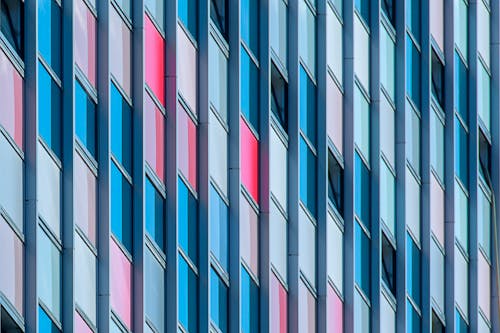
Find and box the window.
[380,293,395,333]
[355,222,370,298]
[241,266,259,333]
[75,233,97,324]
[299,0,316,76]
[300,66,317,146]
[478,62,491,132]
[145,178,165,251]
[431,239,445,309]
[455,309,468,333]
[75,80,97,157]
[478,186,491,258]
[477,0,490,66]
[328,286,343,333]
[455,51,468,122]
[328,150,343,215]
[74,0,96,86]
[145,93,165,181]
[431,50,444,108]
[354,86,370,162]
[0,216,23,314]
[354,16,370,90]
[430,0,444,51]
[406,300,421,333]
[209,37,228,121]
[430,109,444,181]
[178,255,198,333]
[210,185,228,271]
[354,290,370,333]
[430,174,445,247]
[0,134,23,231]
[406,36,421,110]
[300,138,317,217]
[240,195,259,275]
[327,5,342,83]
[210,268,228,333]
[114,0,131,18]
[38,62,62,158]
[1,0,23,58]
[211,0,228,39]
[381,233,396,295]
[299,280,316,332]
[178,104,197,190]
[110,239,132,328]
[240,47,259,133]
[240,118,259,204]
[355,153,370,230]
[111,82,133,174]
[454,0,468,60]
[270,128,288,211]
[145,0,164,30]
[240,0,259,56]
[209,111,228,195]
[432,311,444,333]
[406,234,421,307]
[271,62,288,132]
[380,160,395,236]
[407,105,421,175]
[380,95,395,165]
[406,168,421,242]
[270,273,287,333]
[111,161,133,253]
[38,228,61,321]
[110,5,131,96]
[455,180,469,253]
[38,0,61,75]
[270,0,287,67]
[177,27,198,114]
[455,117,468,189]
[406,0,421,43]
[179,0,197,40]
[270,201,287,280]
[145,14,165,106]
[380,26,395,101]
[178,177,198,265]
[299,207,316,287]
[145,249,164,332]
[39,306,61,333]
[479,131,491,183]
[381,0,395,26]
[37,143,61,237]
[327,75,343,154]
[355,0,369,25]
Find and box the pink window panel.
[178,103,197,190]
[0,49,23,149]
[75,311,93,333]
[478,253,491,320]
[240,117,259,204]
[240,195,259,276]
[145,93,165,181]
[177,25,197,115]
[430,0,444,52]
[270,273,287,333]
[110,239,132,329]
[145,15,165,106]
[110,6,131,96]
[430,174,444,247]
[328,285,343,333]
[327,75,343,155]
[299,280,316,333]
[74,152,97,246]
[74,0,96,86]
[0,216,23,315]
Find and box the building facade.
[0,0,498,332]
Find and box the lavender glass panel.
[177,25,198,114]
[430,173,444,247]
[299,206,316,288]
[299,280,316,333]
[75,311,93,333]
[74,0,96,86]
[270,201,287,281]
[74,152,97,245]
[380,293,395,333]
[145,93,165,182]
[270,273,287,333]
[478,252,490,320]
[75,233,97,324]
[37,227,61,320]
[110,239,132,329]
[327,75,343,154]
[178,103,197,190]
[240,195,259,276]
[327,286,343,333]
[0,133,23,231]
[37,143,61,238]
[0,216,23,315]
[0,48,23,148]
[110,6,131,96]
[430,0,444,52]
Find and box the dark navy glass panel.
[1,0,24,58]
[355,0,370,25]
[355,222,370,298]
[111,161,133,253]
[240,47,259,133]
[406,35,421,110]
[145,177,165,251]
[75,80,96,157]
[300,137,317,217]
[210,185,228,271]
[211,0,228,40]
[455,116,469,190]
[406,300,421,333]
[178,0,198,40]
[178,177,198,265]
[454,51,468,123]
[111,82,132,173]
[38,306,60,333]
[178,255,198,333]
[406,234,421,307]
[210,268,228,333]
[38,0,61,75]
[241,266,259,333]
[328,149,343,215]
[355,152,370,230]
[240,0,259,56]
[38,62,61,158]
[406,0,421,43]
[300,65,317,147]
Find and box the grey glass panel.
[37,227,61,321]
[0,133,23,231]
[75,233,97,324]
[145,248,165,332]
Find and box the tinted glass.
[406,234,421,307]
[300,66,317,146]
[211,0,228,39]
[455,310,468,333]
[355,152,370,230]
[178,177,198,265]
[38,62,61,158]
[406,300,421,333]
[300,138,317,217]
[455,52,468,122]
[406,36,421,109]
[145,0,164,30]
[381,234,396,294]
[355,0,369,25]
[38,0,61,75]
[178,256,198,333]
[381,0,395,25]
[111,82,133,173]
[241,266,259,333]
[75,80,97,157]
[271,62,288,132]
[240,0,259,56]
[1,0,24,58]
[431,50,444,108]
[179,0,197,40]
[210,268,228,333]
[328,150,343,215]
[210,185,228,271]
[111,161,133,253]
[355,222,370,297]
[145,178,165,251]
[39,306,60,333]
[406,0,421,42]
[240,47,259,133]
[454,117,468,189]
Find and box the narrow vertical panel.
[327,213,343,293]
[145,94,165,181]
[270,201,287,281]
[74,152,97,245]
[109,6,131,96]
[178,104,197,190]
[240,117,259,203]
[75,233,97,324]
[270,127,288,211]
[299,206,316,288]
[454,246,468,318]
[37,228,61,321]
[240,195,259,276]
[327,286,343,333]
[430,0,444,52]
[75,311,93,333]
[0,49,23,148]
[177,25,198,114]
[209,111,228,196]
[74,0,97,86]
[110,239,132,329]
[298,280,316,333]
[405,168,421,243]
[145,15,165,105]
[327,75,343,155]
[478,253,491,321]
[354,15,370,90]
[430,239,445,311]
[430,174,445,246]
[270,273,287,333]
[380,294,395,333]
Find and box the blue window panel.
[355,152,370,230]
[241,266,259,333]
[406,234,421,307]
[455,310,468,333]
[145,178,165,251]
[355,222,370,298]
[406,36,421,110]
[178,177,198,265]
[455,117,468,190]
[406,0,421,43]
[240,0,259,56]
[38,0,61,75]
[210,185,228,271]
[240,47,259,133]
[454,51,468,122]
[178,255,198,333]
[210,268,228,333]
[406,300,421,333]
[111,161,133,253]
[300,65,317,147]
[38,306,60,333]
[300,138,317,217]
[178,0,198,40]
[355,0,369,25]
[114,0,131,18]
[111,82,132,173]
[38,62,61,158]
[75,80,97,157]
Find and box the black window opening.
[431,49,444,108]
[381,0,395,26]
[479,130,491,185]
[271,61,288,133]
[0,0,24,59]
[381,233,396,295]
[328,149,343,216]
[210,0,228,40]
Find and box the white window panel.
[354,290,370,333]
[299,0,316,76]
[455,246,468,318]
[431,239,444,311]
[37,227,61,321]
[209,110,228,196]
[75,232,97,324]
[327,212,343,294]
[270,127,288,212]
[380,94,395,167]
[380,160,395,237]
[0,133,23,231]
[478,252,490,321]
[455,181,469,252]
[354,85,370,163]
[270,201,288,282]
[380,293,395,333]
[454,0,468,60]
[270,0,288,67]
[405,168,421,243]
[145,248,165,332]
[477,0,490,67]
[327,6,343,84]
[380,25,395,101]
[354,15,370,91]
[430,174,445,247]
[430,0,444,52]
[299,206,316,288]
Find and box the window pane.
[432,312,445,333]
[355,222,370,297]
[455,117,468,189]
[74,153,97,245]
[240,0,259,56]
[145,93,165,181]
[38,0,61,75]
[109,6,131,96]
[114,0,131,18]
[455,180,469,253]
[299,280,316,333]
[406,36,421,109]
[271,62,288,132]
[300,66,317,146]
[381,0,395,26]
[178,103,198,190]
[406,234,421,307]
[406,168,421,242]
[270,0,287,67]
[0,0,24,58]
[75,311,93,333]
[354,16,370,90]
[0,133,23,231]
[380,160,395,236]
[380,95,395,166]
[479,131,491,183]
[270,201,287,281]
[381,294,395,333]
[430,239,444,311]
[381,233,396,295]
[39,306,61,333]
[380,26,395,101]
[240,117,259,203]
[37,228,61,321]
[406,0,420,42]
[354,86,370,162]
[75,233,96,324]
[455,51,468,122]
[355,0,369,25]
[210,185,228,271]
[406,105,420,174]
[178,255,198,333]
[270,273,287,333]
[210,268,228,333]
[327,75,343,154]
[74,0,96,86]
[145,15,165,106]
[355,153,370,230]
[430,0,444,51]
[178,0,197,40]
[270,127,288,211]
[241,266,259,333]
[477,0,490,66]
[209,110,228,195]
[430,174,445,246]
[478,186,491,258]
[300,138,317,217]
[111,82,132,173]
[75,80,96,157]
[240,195,259,276]
[0,216,23,315]
[328,213,343,293]
[145,178,165,251]
[299,206,316,287]
[299,0,316,76]
[431,50,444,108]
[211,0,228,39]
[38,62,61,157]
[455,310,468,333]
[455,248,468,317]
[327,6,343,84]
[430,108,444,181]
[37,144,61,238]
[209,37,228,121]
[111,161,133,253]
[178,177,198,265]
[178,26,198,114]
[406,300,421,333]
[145,249,165,332]
[354,290,370,333]
[478,253,491,320]
[240,47,259,133]
[145,0,164,30]
[478,62,490,132]
[328,150,343,215]
[454,0,468,60]
[328,286,343,333]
